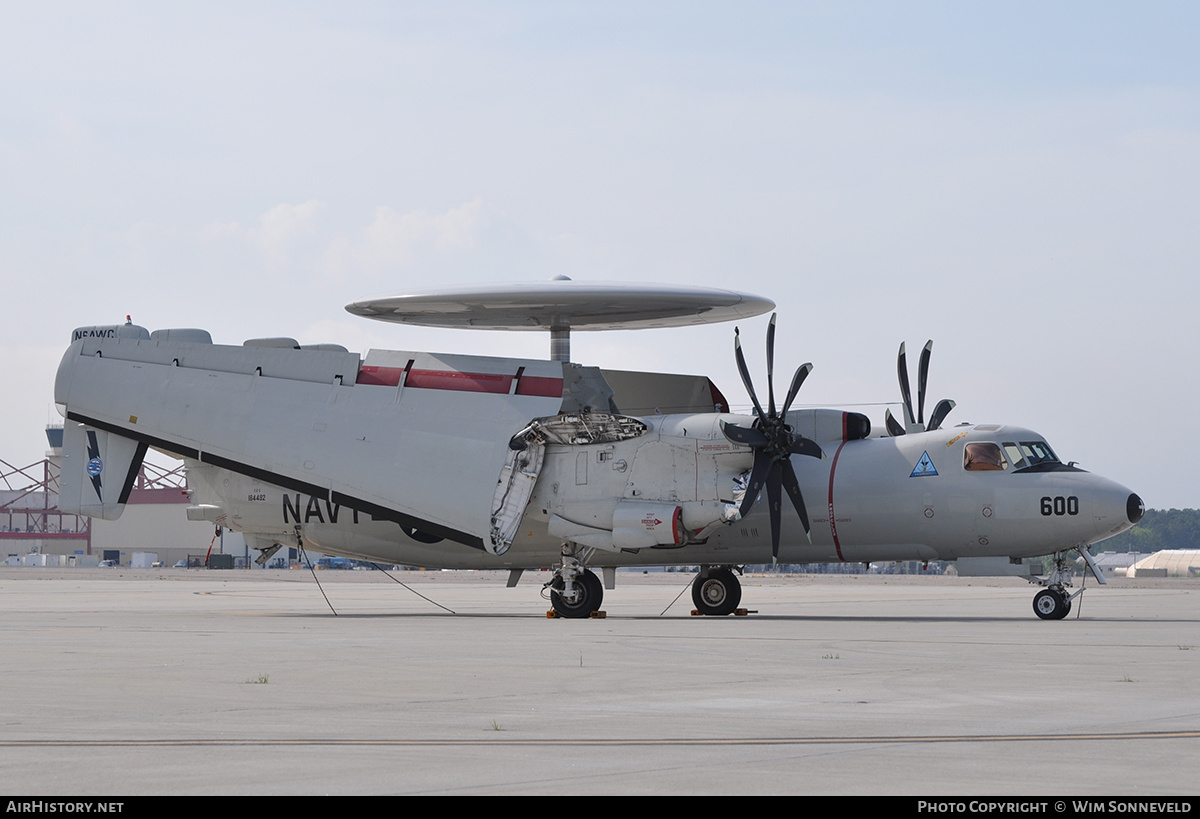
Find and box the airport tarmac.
[0,568,1196,796]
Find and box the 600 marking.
[1040,496,1079,516]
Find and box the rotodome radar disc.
[345,279,775,332]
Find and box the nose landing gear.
[544,546,604,618]
[1033,587,1072,620]
[1031,548,1103,620]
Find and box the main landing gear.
[1032,550,1080,620]
[691,566,742,616]
[544,546,604,618]
[543,554,747,619]
[548,569,603,618]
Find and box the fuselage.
[187,414,1142,570]
[53,325,1142,573]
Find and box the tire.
[1033,588,1069,620]
[551,570,603,618]
[691,568,742,616]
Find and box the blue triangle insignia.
[910,451,938,477]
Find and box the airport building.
[1125,550,1200,577]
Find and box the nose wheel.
[1031,550,1080,620]
[1033,587,1072,620]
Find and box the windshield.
[1001,440,1059,470]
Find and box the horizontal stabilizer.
[58,422,147,520]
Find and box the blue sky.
[2,2,1197,507]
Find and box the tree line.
[1096,508,1200,553]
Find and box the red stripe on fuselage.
[513,375,564,397]
[405,369,512,392]
[356,365,562,397]
[356,365,407,386]
[827,430,849,561]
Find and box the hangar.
[1125,550,1200,578]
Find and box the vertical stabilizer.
[59,422,148,520]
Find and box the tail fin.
[59,422,148,520]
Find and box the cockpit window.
[964,442,1007,471]
[1001,440,1064,472]
[1002,443,1027,469]
[1017,440,1059,466]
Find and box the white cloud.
[252,200,326,270]
[363,198,482,271]
[322,198,487,281]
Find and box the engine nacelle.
[612,501,685,549]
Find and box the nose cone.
[1076,475,1143,545]
[1127,493,1145,525]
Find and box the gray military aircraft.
[54,282,1142,619]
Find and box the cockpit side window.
[964,442,1007,471]
[1002,442,1026,469]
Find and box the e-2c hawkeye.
[53,282,1143,619]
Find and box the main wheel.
[691,568,742,616]
[551,570,603,618]
[1033,588,1069,620]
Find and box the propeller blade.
[720,420,768,448]
[917,340,932,425]
[927,398,956,431]
[734,329,767,422]
[788,436,826,460]
[766,462,783,561]
[779,362,813,417]
[737,451,772,520]
[765,314,777,418]
[897,342,915,428]
[780,459,813,544]
[885,408,906,437]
